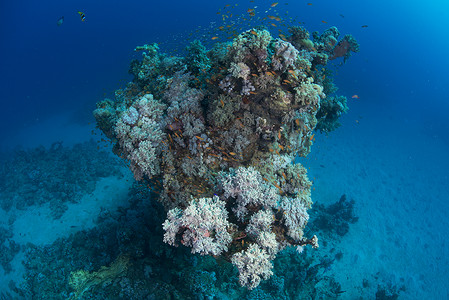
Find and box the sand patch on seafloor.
[304,106,449,299]
[0,170,134,294]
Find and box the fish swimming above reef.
[57,16,64,26]
[78,11,86,21]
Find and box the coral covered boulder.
[93,27,356,289]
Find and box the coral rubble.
[94,27,357,289]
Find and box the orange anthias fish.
[271,2,279,7]
[267,15,282,21]
[211,36,219,40]
[352,94,360,99]
[247,8,256,16]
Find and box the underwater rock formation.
[94,27,357,289]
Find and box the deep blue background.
[1,1,449,297]
[1,0,448,148]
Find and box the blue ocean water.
[0,0,448,298]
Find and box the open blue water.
[1,0,448,298]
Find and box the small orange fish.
[352,94,360,99]
[211,36,219,40]
[361,25,368,28]
[307,3,312,5]
[229,152,236,156]
[250,30,257,35]
[321,20,327,24]
[249,91,257,95]
[271,23,277,27]
[271,2,279,7]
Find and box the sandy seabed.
[1,103,448,299]
[303,103,449,299]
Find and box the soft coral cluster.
[94,26,357,289]
[115,94,166,180]
[162,196,232,256]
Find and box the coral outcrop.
[93,27,357,289]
